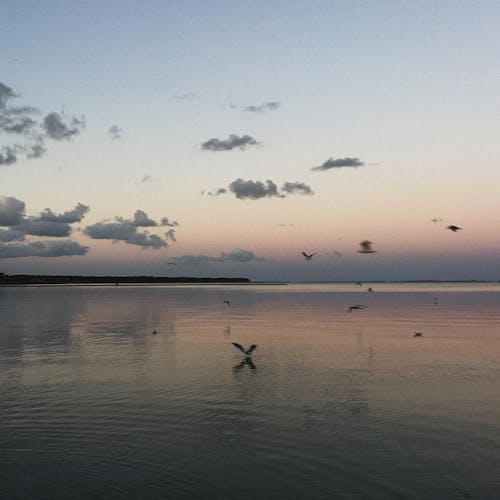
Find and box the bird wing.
[232,342,246,353]
[301,252,309,258]
[246,344,257,354]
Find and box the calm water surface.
[1,283,500,499]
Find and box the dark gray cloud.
[174,248,262,265]
[43,112,85,140]
[18,219,72,237]
[108,125,123,140]
[280,182,314,195]
[0,146,18,166]
[1,196,89,237]
[229,178,282,199]
[84,210,178,249]
[0,240,88,259]
[0,196,25,226]
[0,196,90,258]
[201,134,259,152]
[244,101,280,113]
[39,203,89,223]
[311,157,365,171]
[160,217,179,227]
[165,229,177,242]
[207,188,227,196]
[0,229,25,242]
[1,82,84,165]
[0,83,17,108]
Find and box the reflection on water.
[1,283,500,498]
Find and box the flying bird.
[357,240,376,253]
[414,331,423,337]
[223,300,231,306]
[447,225,462,232]
[302,251,317,261]
[152,330,158,335]
[232,342,257,357]
[348,304,366,313]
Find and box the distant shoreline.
[0,275,251,285]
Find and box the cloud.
[229,178,282,199]
[38,203,89,223]
[1,82,84,164]
[83,210,178,249]
[0,146,18,166]
[201,134,259,152]
[244,101,280,113]
[174,248,262,265]
[0,229,25,242]
[280,182,314,195]
[0,196,90,258]
[0,240,88,258]
[223,178,314,199]
[17,219,72,237]
[165,229,176,242]
[0,196,25,226]
[43,112,85,140]
[220,249,261,262]
[311,157,365,171]
[207,188,227,196]
[0,83,17,107]
[160,217,179,227]
[108,124,123,140]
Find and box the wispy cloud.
[108,124,123,140]
[311,157,364,171]
[201,134,259,152]
[174,248,262,265]
[83,210,178,249]
[280,182,314,195]
[244,101,280,113]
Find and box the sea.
[1,282,500,499]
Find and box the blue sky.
[1,1,500,280]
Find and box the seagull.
[152,330,158,335]
[302,251,317,261]
[223,300,231,306]
[355,282,362,286]
[414,331,423,337]
[357,240,376,253]
[232,342,257,357]
[447,225,462,232]
[348,304,366,313]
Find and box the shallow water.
[1,283,500,499]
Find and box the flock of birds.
[150,226,461,363]
[302,224,462,262]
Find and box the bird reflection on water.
[233,358,256,371]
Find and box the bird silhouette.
[152,330,158,335]
[223,300,231,306]
[302,251,317,261]
[447,225,462,232]
[414,331,423,337]
[357,240,376,253]
[348,304,366,313]
[232,342,257,357]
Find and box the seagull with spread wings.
[232,342,257,358]
[301,251,317,261]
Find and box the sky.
[1,0,500,281]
